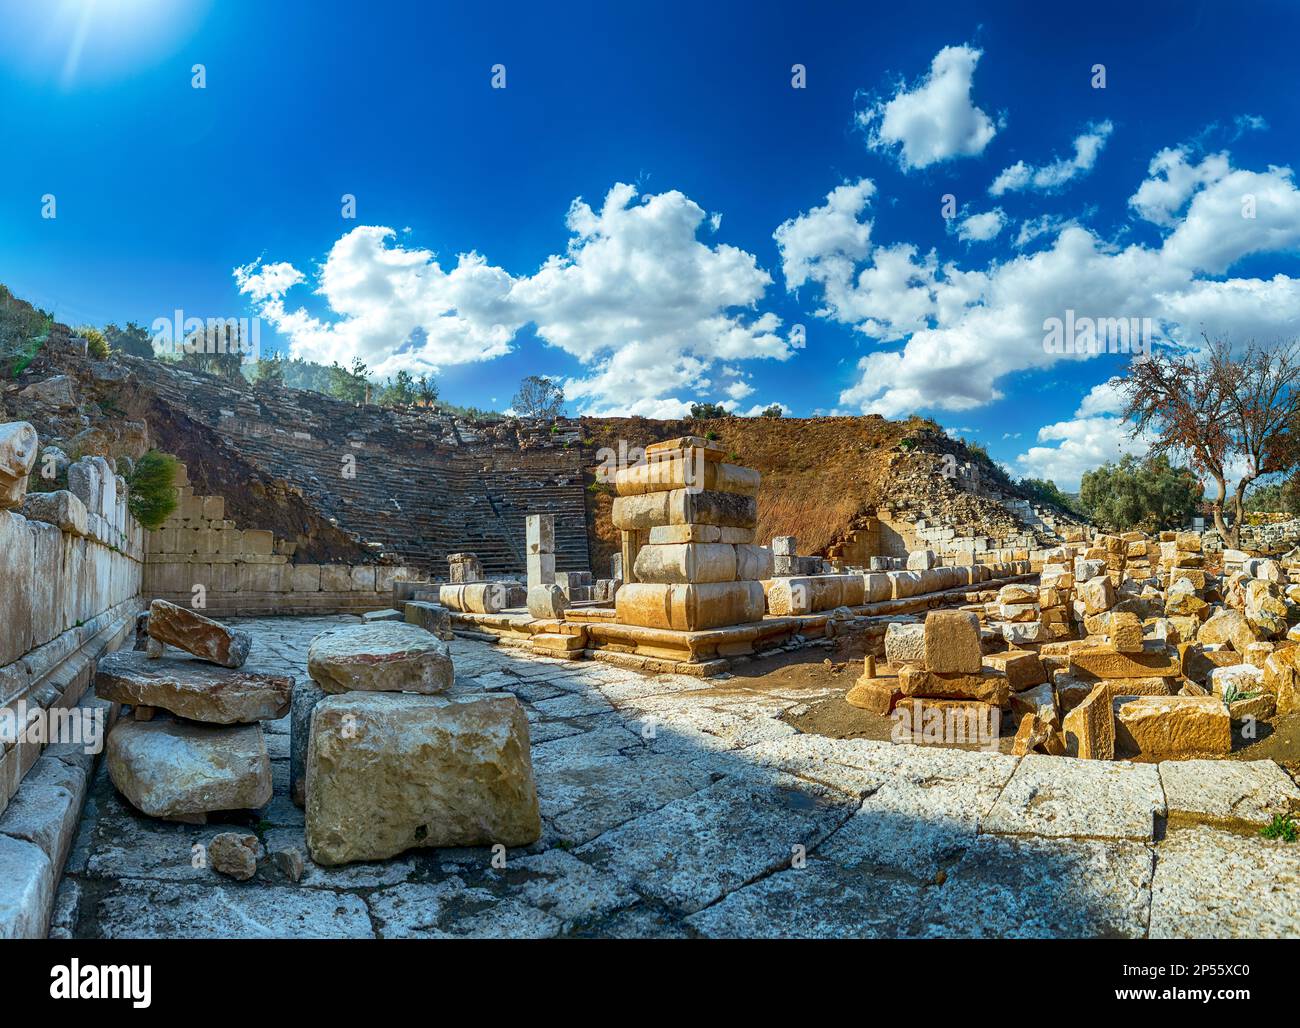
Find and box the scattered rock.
[95,649,292,724]
[208,832,261,881]
[147,599,251,668]
[306,622,454,695]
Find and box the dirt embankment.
[578,414,1041,575]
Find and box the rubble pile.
[848,526,1300,764]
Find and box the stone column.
[525,514,555,588]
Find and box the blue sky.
[4,0,1300,488]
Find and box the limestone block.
[611,489,757,531]
[924,610,983,674]
[525,514,555,555]
[1113,695,1231,758]
[0,512,34,666]
[1011,681,1058,724]
[884,621,926,667]
[1078,575,1116,615]
[291,564,322,592]
[20,490,88,537]
[985,650,1048,691]
[615,580,765,631]
[906,549,936,571]
[305,692,541,865]
[527,583,567,620]
[897,666,1010,705]
[320,565,352,592]
[439,582,508,614]
[734,544,774,582]
[350,565,377,592]
[526,552,555,587]
[66,458,102,518]
[772,535,797,556]
[244,529,274,555]
[404,600,454,640]
[613,458,760,498]
[95,650,292,723]
[1209,662,1265,698]
[0,835,53,939]
[307,622,454,695]
[1262,647,1300,715]
[888,570,923,599]
[202,495,225,520]
[1062,683,1115,760]
[765,574,851,615]
[845,675,900,714]
[634,542,737,584]
[1069,644,1180,679]
[106,717,272,819]
[862,573,892,603]
[1002,621,1045,645]
[147,598,250,667]
[238,562,287,594]
[28,521,62,648]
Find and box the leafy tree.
[104,321,155,359]
[690,402,728,419]
[126,450,179,529]
[328,357,371,403]
[513,375,565,418]
[1078,454,1202,533]
[1244,479,1300,515]
[378,369,418,407]
[252,351,285,387]
[281,356,335,393]
[1121,340,1300,547]
[416,373,439,406]
[759,404,783,418]
[177,321,250,381]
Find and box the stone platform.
[48,615,1300,939]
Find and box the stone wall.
[1,456,144,819]
[140,460,432,617]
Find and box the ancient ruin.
[3,324,1300,943]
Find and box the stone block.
[884,621,926,667]
[526,552,556,587]
[634,542,737,584]
[305,692,541,865]
[0,512,35,666]
[291,564,322,593]
[349,565,377,592]
[1113,695,1231,758]
[243,529,274,555]
[307,622,454,694]
[0,835,53,939]
[615,580,765,631]
[924,610,983,674]
[320,565,352,592]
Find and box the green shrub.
[1261,814,1298,842]
[127,450,179,529]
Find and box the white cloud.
[858,45,999,170]
[1014,413,1152,490]
[956,208,1005,242]
[777,147,1300,421]
[237,183,796,415]
[989,121,1113,196]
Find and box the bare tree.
[513,375,565,419]
[1121,338,1300,547]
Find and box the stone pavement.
[54,615,1300,939]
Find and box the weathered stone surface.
[95,649,292,724]
[884,621,925,667]
[0,835,53,939]
[0,756,85,872]
[574,774,855,914]
[1010,682,1057,724]
[897,666,1010,705]
[983,650,1046,690]
[208,832,260,881]
[920,834,1154,939]
[147,599,250,668]
[1069,644,1180,679]
[633,542,738,584]
[983,753,1165,841]
[615,580,765,631]
[611,489,757,530]
[305,692,541,865]
[0,421,38,510]
[923,610,982,674]
[272,847,305,882]
[1209,662,1265,698]
[403,600,454,639]
[1198,608,1256,654]
[613,457,759,497]
[1061,682,1115,759]
[1077,575,1116,615]
[1262,645,1300,715]
[93,880,374,939]
[106,718,272,818]
[526,583,567,620]
[1159,759,1300,830]
[1012,712,1055,755]
[21,489,88,536]
[289,678,326,808]
[1113,695,1231,758]
[306,622,454,694]
[1244,578,1288,637]
[1150,827,1300,939]
[845,675,900,714]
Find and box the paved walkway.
[54,615,1300,938]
